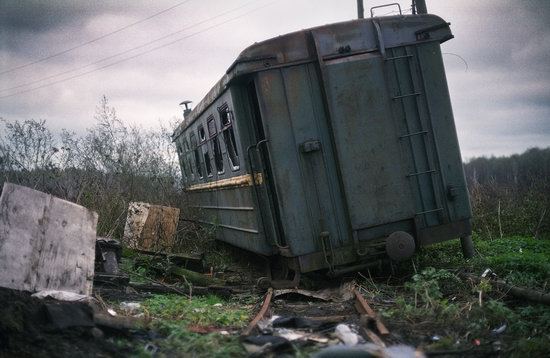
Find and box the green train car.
[172,2,473,286]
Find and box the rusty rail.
[241,288,273,336]
[242,286,388,341]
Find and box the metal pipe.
[357,0,364,18]
[415,0,428,14]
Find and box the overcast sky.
[1,0,549,159]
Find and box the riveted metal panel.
[255,69,315,255]
[279,64,351,253]
[322,52,416,230]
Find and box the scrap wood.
[460,272,550,305]
[361,327,386,347]
[168,265,225,287]
[134,250,205,272]
[94,313,147,331]
[129,283,232,298]
[353,288,389,336]
[303,315,350,323]
[119,267,190,298]
[242,288,273,337]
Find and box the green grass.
[142,294,249,327]
[376,235,550,356]
[149,321,245,358]
[117,294,252,357]
[418,235,550,292]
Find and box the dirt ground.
[0,287,136,358]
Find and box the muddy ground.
[1,237,550,357]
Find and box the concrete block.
[0,183,98,295]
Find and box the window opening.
[198,125,206,143]
[207,116,216,137]
[212,136,224,174]
[199,124,212,177]
[184,137,194,176]
[218,104,240,170]
[203,144,213,177]
[190,133,203,179]
[208,116,224,174]
[176,141,187,179]
[176,141,189,179]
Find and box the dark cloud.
[1,1,97,33]
[0,0,549,158]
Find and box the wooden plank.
[0,183,97,295]
[122,202,180,252]
[354,289,389,336]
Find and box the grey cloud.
[0,0,549,158]
[1,1,96,34]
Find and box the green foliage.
[0,97,184,238]
[390,235,550,355]
[511,337,550,358]
[130,294,249,357]
[148,321,245,358]
[419,236,550,292]
[465,147,550,239]
[405,267,461,307]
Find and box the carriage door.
[245,81,287,250]
[251,67,350,267]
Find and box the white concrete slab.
[0,183,98,295]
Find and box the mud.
[0,287,136,358]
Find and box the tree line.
[464,147,549,239]
[1,97,547,240]
[0,96,184,238]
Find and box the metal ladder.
[385,47,446,221]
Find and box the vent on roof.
[179,100,193,119]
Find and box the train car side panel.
[323,52,417,231]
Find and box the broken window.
[203,145,212,177]
[184,137,194,177]
[218,104,240,170]
[198,125,206,143]
[207,116,224,174]
[176,140,187,179]
[198,124,212,177]
[190,132,203,179]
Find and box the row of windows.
[177,103,240,183]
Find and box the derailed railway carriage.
[172,3,473,286]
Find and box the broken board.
[0,183,98,295]
[122,202,180,252]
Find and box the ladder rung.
[416,208,444,215]
[399,130,428,139]
[407,169,436,177]
[392,92,421,100]
[385,55,413,61]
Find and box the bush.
[0,96,185,238]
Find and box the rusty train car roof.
[172,13,452,139]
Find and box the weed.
[134,294,249,357]
[405,267,460,308]
[419,236,550,292]
[149,321,245,357]
[142,294,249,328]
